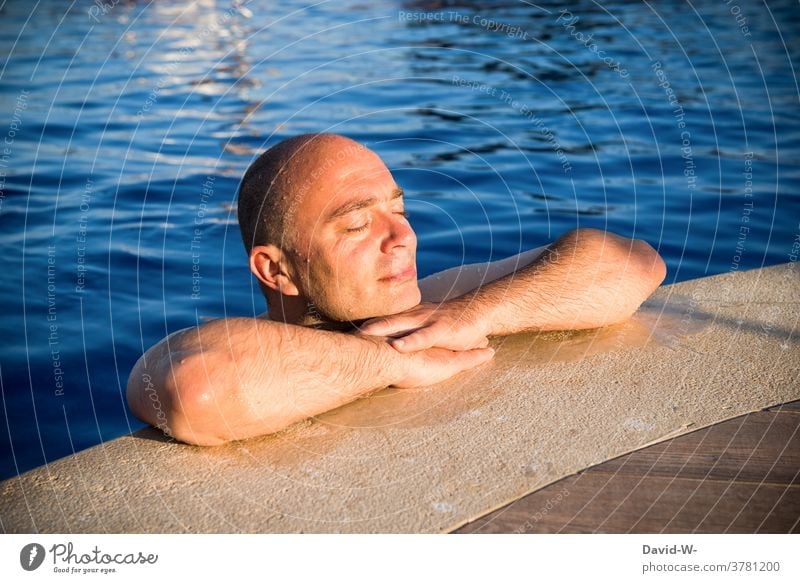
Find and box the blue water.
[1,0,798,480]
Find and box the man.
[127,133,666,446]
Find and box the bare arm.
[360,228,667,352]
[127,318,493,446]
[418,246,549,303]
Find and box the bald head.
[237,133,369,255]
[238,132,419,321]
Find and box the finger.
[389,324,441,353]
[451,347,495,372]
[391,322,484,353]
[359,315,422,337]
[361,304,438,335]
[365,324,423,339]
[358,317,393,335]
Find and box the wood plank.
[454,403,800,533]
[767,400,800,412]
[455,475,800,533]
[593,411,800,484]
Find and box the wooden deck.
[454,400,800,533]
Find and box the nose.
[379,211,416,254]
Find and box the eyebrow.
[324,187,404,223]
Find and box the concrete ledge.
[2,263,798,533]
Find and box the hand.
[359,301,490,353]
[393,345,495,388]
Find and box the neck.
[266,293,355,332]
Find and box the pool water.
[1,0,798,479]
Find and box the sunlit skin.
[249,138,422,323]
[127,133,667,446]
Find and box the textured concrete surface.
[1,263,798,533]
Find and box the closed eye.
[345,209,408,234]
[346,223,370,233]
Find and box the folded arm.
[417,246,549,304]
[127,318,493,445]
[360,228,667,352]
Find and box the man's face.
[284,141,421,321]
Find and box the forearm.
[360,229,666,353]
[462,229,667,336]
[127,317,493,445]
[419,246,548,303]
[225,320,409,436]
[128,319,409,445]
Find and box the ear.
[249,244,300,296]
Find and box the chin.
[352,285,421,320]
[384,284,422,316]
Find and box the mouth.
[379,265,417,283]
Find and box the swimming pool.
[1,0,798,480]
